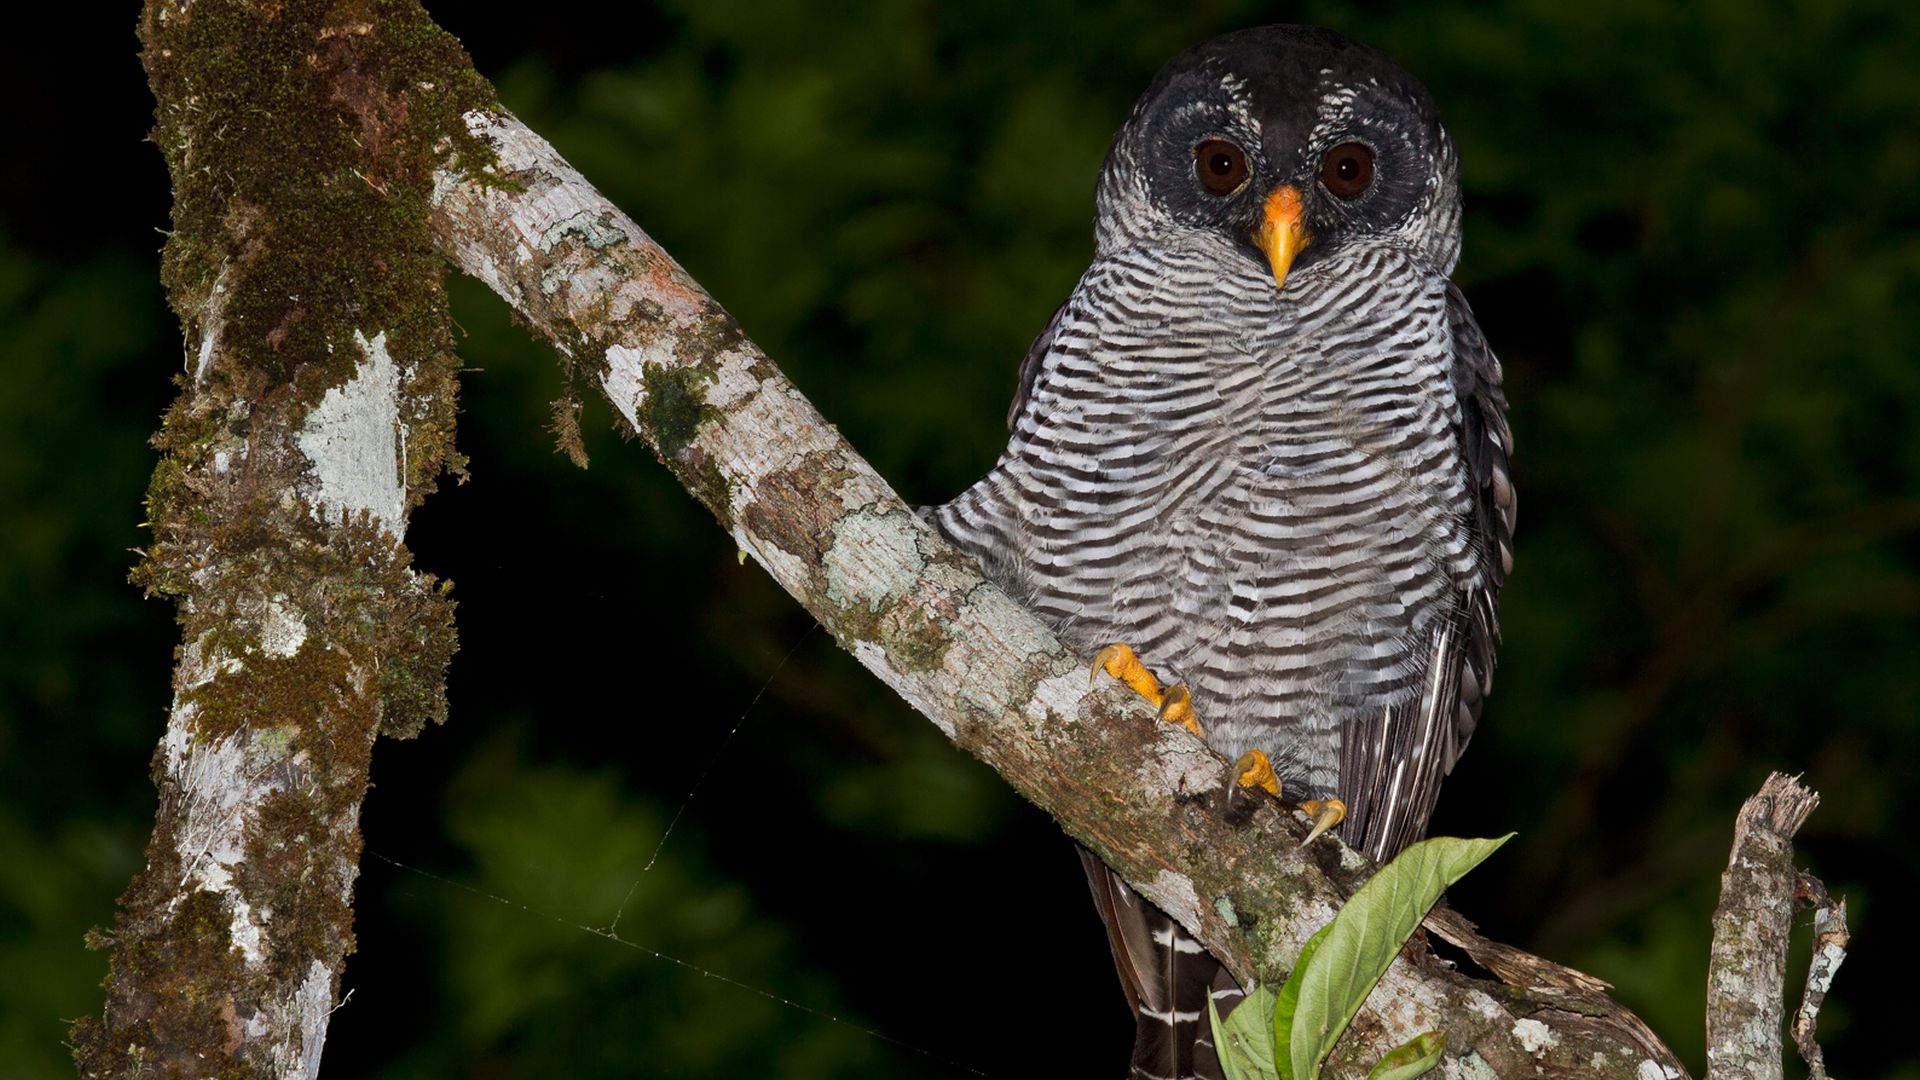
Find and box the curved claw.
[1233,750,1282,796]
[1297,799,1348,847]
[1089,644,1122,686]
[1091,643,1157,698]
[1158,684,1203,738]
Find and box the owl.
[933,25,1514,1079]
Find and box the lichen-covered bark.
[427,110,1693,1079]
[1705,773,1821,1080]
[1789,874,1847,1080]
[73,3,489,1076]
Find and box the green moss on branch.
[76,3,491,1076]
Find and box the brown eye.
[1320,141,1375,199]
[1194,138,1249,195]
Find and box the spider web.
[362,628,990,1077]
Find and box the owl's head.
[1097,25,1462,285]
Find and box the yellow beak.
[1255,185,1309,288]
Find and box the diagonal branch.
[426,106,1692,1079]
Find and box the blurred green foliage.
[5,1,1916,1077]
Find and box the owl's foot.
[1091,643,1203,738]
[1233,750,1283,796]
[1090,646,1344,842]
[1233,750,1346,844]
[1297,799,1348,847]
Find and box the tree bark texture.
[1704,772,1822,1080]
[426,107,1693,1079]
[1789,872,1848,1080]
[73,4,487,1076]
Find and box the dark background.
[5,2,1917,1077]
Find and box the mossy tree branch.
[74,3,487,1076]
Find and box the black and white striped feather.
[1078,848,1240,1080]
[940,240,1508,837]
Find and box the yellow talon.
[1092,642,1205,739]
[1158,684,1202,738]
[1092,643,1157,698]
[1297,799,1348,847]
[1234,750,1282,796]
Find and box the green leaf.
[1365,1031,1446,1080]
[1271,924,1330,1080]
[1280,835,1512,1080]
[1210,984,1280,1080]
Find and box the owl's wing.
[1006,301,1066,431]
[1339,283,1514,860]
[1444,282,1516,745]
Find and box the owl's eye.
[1194,138,1250,195]
[1320,141,1375,199]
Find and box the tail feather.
[1079,847,1230,1080]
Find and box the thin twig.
[1791,871,1848,1080]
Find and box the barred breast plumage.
[932,25,1513,1080]
[938,236,1487,826]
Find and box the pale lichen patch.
[165,730,249,887]
[1443,1052,1500,1080]
[248,958,335,1080]
[179,630,244,694]
[1139,732,1221,798]
[1022,668,1085,733]
[296,331,405,531]
[538,208,627,254]
[1146,869,1205,932]
[730,522,810,595]
[601,342,655,428]
[1513,1017,1557,1055]
[227,895,267,968]
[949,584,1061,717]
[162,726,281,966]
[257,594,308,659]
[825,508,927,612]
[721,378,822,483]
[855,640,951,735]
[194,261,235,386]
[704,345,765,409]
[1365,961,1447,1038]
[1462,988,1505,1023]
[1215,895,1238,926]
[1337,841,1372,874]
